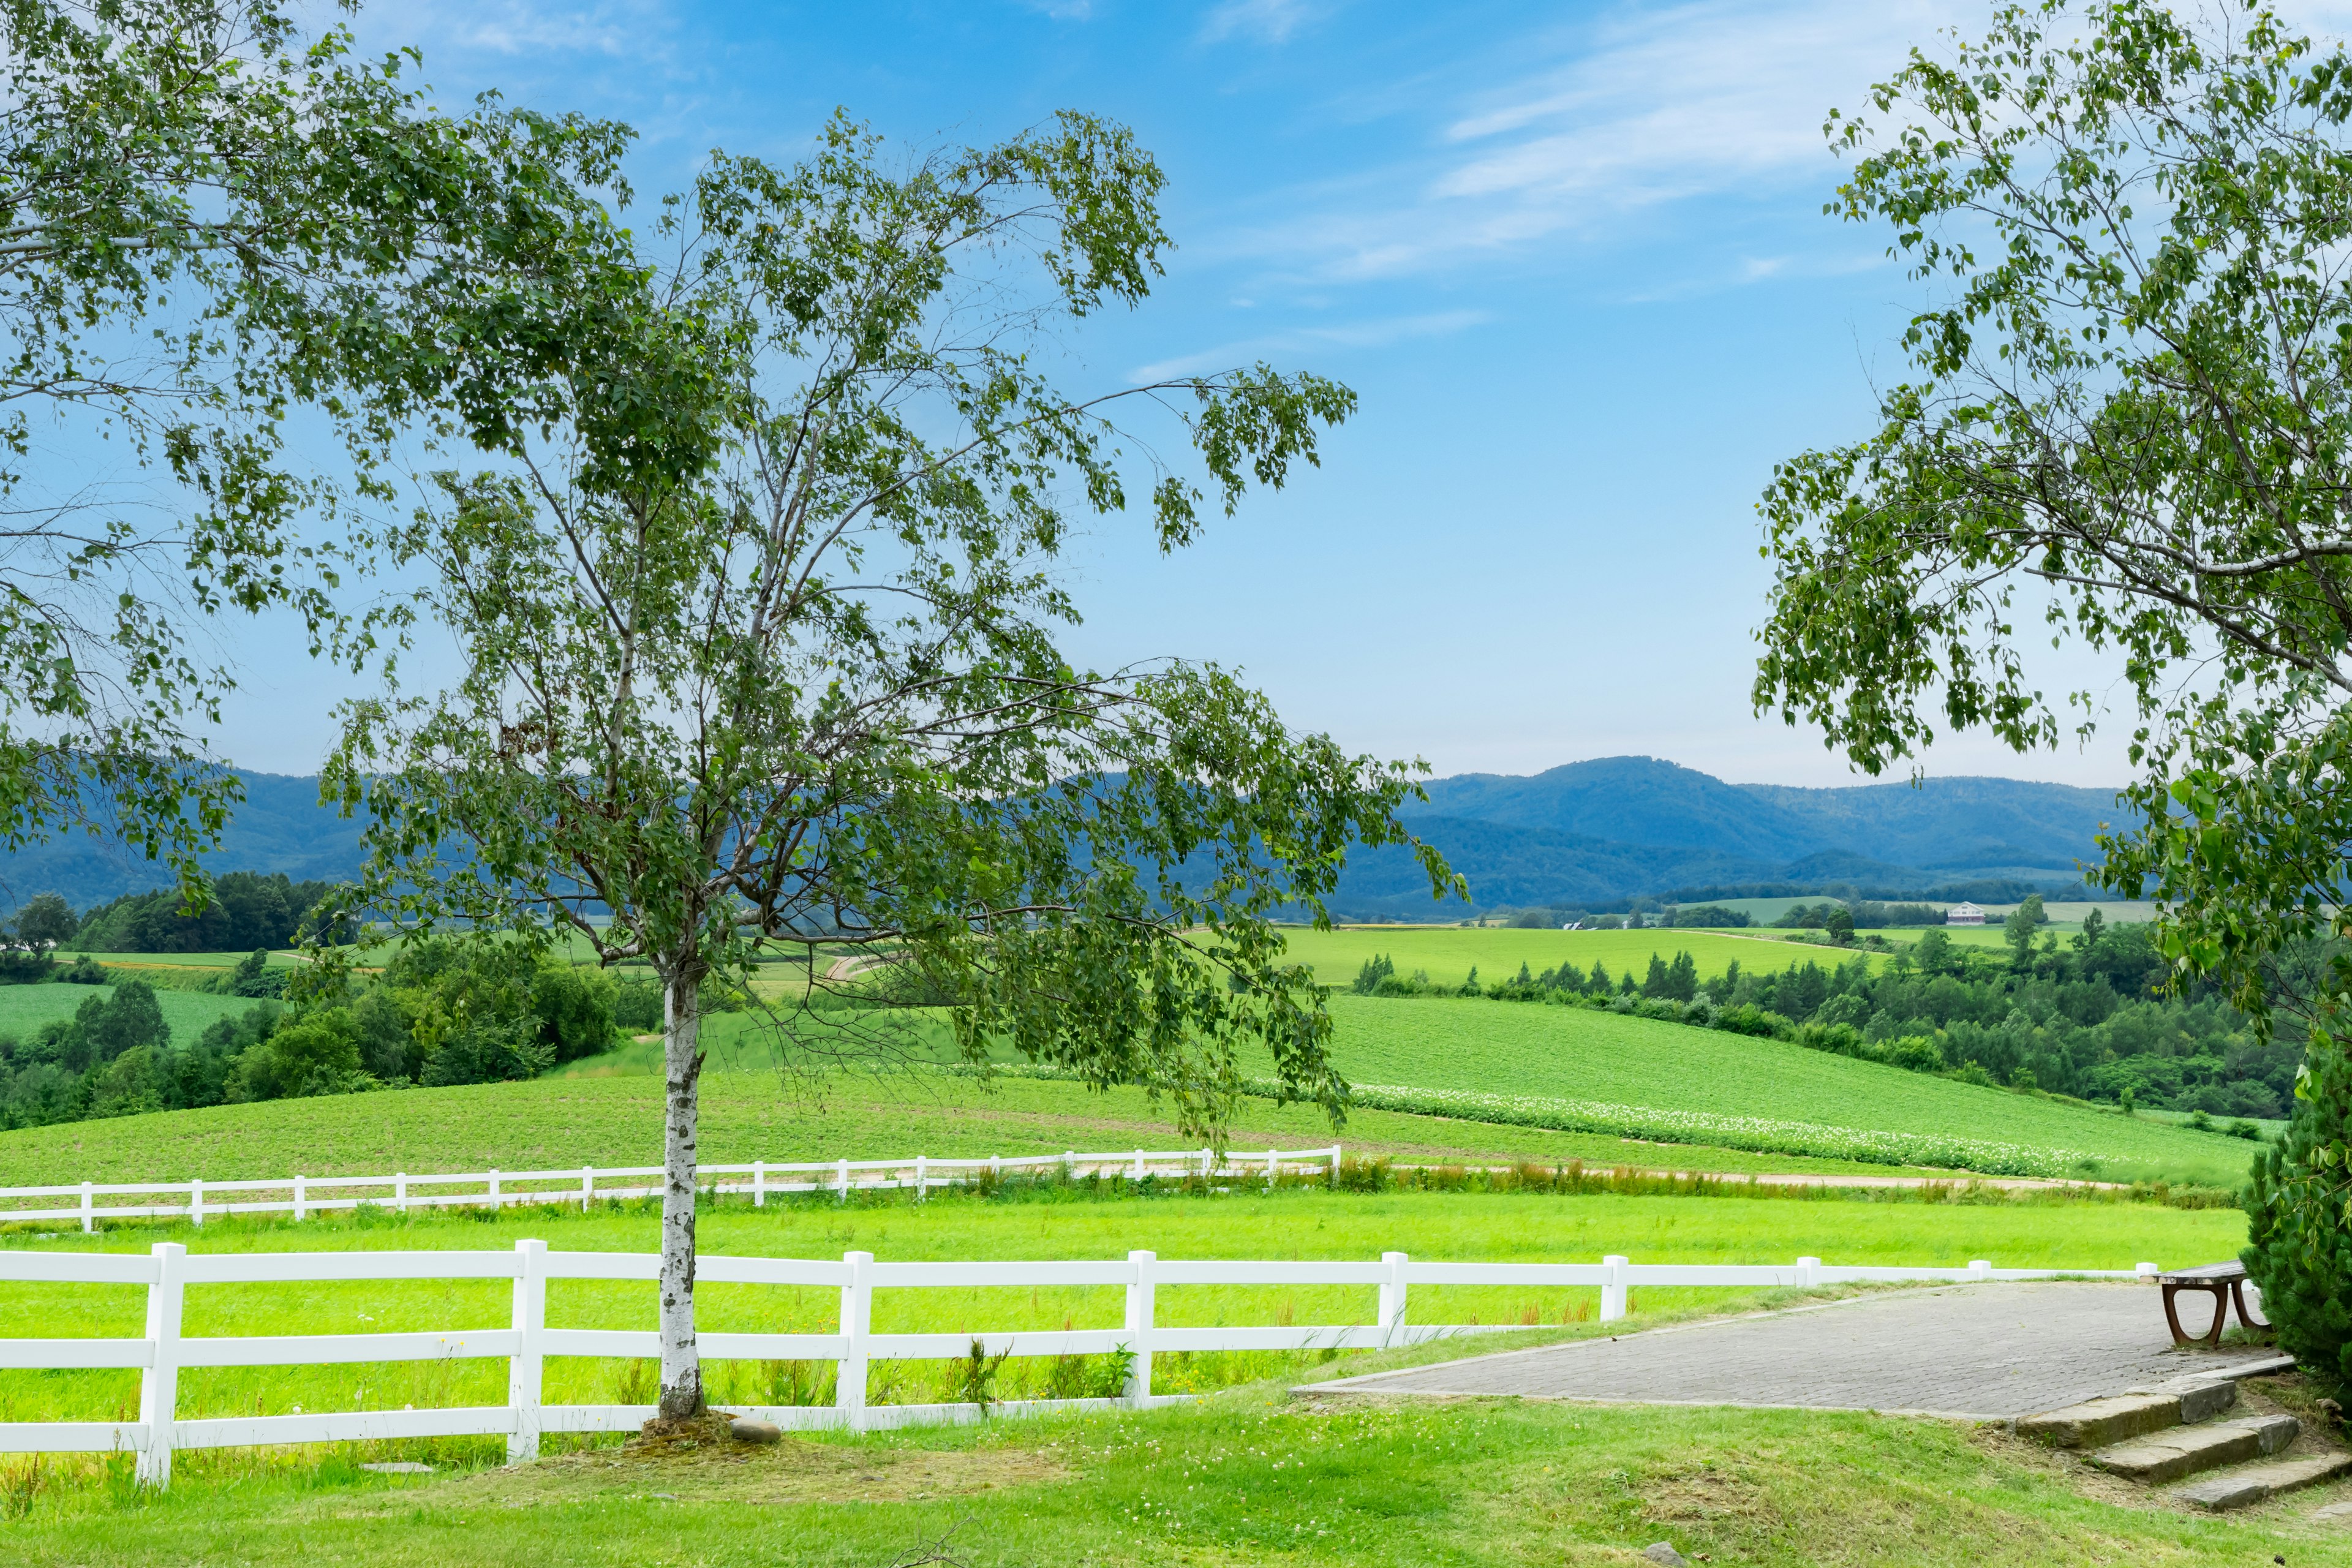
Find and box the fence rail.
[0,1146,1348,1230]
[0,1242,2161,1487]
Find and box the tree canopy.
[0,0,630,903]
[1755,0,2352,1384]
[326,112,1453,1423]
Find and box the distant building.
[1946,902,1986,925]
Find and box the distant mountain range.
[0,756,2127,916]
[1338,756,2126,917]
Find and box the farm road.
[1294,1283,2286,1420]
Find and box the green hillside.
[1275,995,2254,1186]
[0,1071,1987,1188]
[1275,926,1844,989]
[0,982,254,1042]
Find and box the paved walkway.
[1294,1283,2288,1420]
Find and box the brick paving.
[1294,1283,2285,1419]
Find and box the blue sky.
[205,0,2165,787]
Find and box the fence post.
[1200,1147,1212,1180]
[293,1174,306,1223]
[1330,1146,1343,1186]
[1125,1250,1156,1406]
[581,1167,594,1213]
[1378,1251,1409,1348]
[1266,1149,1279,1188]
[837,1250,873,1430]
[2136,1261,2159,1282]
[80,1181,92,1234]
[189,1180,203,1227]
[1062,1150,1075,1184]
[913,1156,925,1202]
[1795,1256,1820,1290]
[136,1242,184,1488]
[396,1172,407,1216]
[488,1169,500,1212]
[837,1158,850,1203]
[747,1160,762,1208]
[1600,1255,1629,1322]
[507,1238,547,1462]
[1969,1259,1992,1281]
[1131,1149,1144,1182]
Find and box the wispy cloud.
[1234,0,1962,280]
[1126,308,1488,382]
[382,0,676,64]
[1201,0,1327,45]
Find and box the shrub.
[1351,954,1396,995]
[2244,1039,2352,1393]
[1885,1036,1945,1073]
[612,977,663,1030]
[1948,1061,1998,1088]
[1713,1003,1789,1039]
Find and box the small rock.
[1643,1545,1690,1567]
[358,1461,434,1475]
[728,1417,783,1445]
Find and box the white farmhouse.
[1945,902,1986,925]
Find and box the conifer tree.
[2244,1033,2352,1389]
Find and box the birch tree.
[327,113,1454,1425]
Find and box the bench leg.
[2231,1278,2273,1338]
[2162,1283,2228,1348]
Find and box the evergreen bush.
[2242,1038,2352,1392]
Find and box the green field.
[0,1190,2285,1567]
[1276,925,1853,989]
[1272,995,2257,1186]
[0,982,256,1043]
[0,1189,2241,1426]
[0,1071,1990,1186]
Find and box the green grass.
[0,1190,2283,1566]
[0,1071,1988,1188]
[0,984,257,1044]
[3,1390,2342,1567]
[1276,925,1868,989]
[1259,995,2260,1187]
[0,1187,2241,1425]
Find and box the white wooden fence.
[0,1242,2160,1487]
[0,1146,1347,1231]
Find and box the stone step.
[2176,1451,2352,1512]
[2087,1415,2297,1483]
[2019,1385,2228,1449]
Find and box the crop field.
[1254,996,2258,1186]
[0,1071,1985,1187]
[1275,925,1855,989]
[0,1188,2241,1425]
[0,983,255,1043]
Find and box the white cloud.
[1234,0,1965,280]
[371,0,674,63]
[1201,0,1326,45]
[1126,308,1488,382]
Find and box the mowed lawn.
[6,1395,2339,1568]
[0,1071,1992,1188]
[0,1191,2290,1568]
[0,1189,2242,1423]
[1263,995,2258,1186]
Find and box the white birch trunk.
[657,967,705,1420]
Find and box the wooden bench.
[2158,1262,2271,1348]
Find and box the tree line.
[0,876,349,963]
[0,940,628,1131]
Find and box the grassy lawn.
[0,983,255,1043]
[0,1072,1992,1187]
[1274,995,2258,1187]
[0,1186,2241,1444]
[6,1389,2343,1566]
